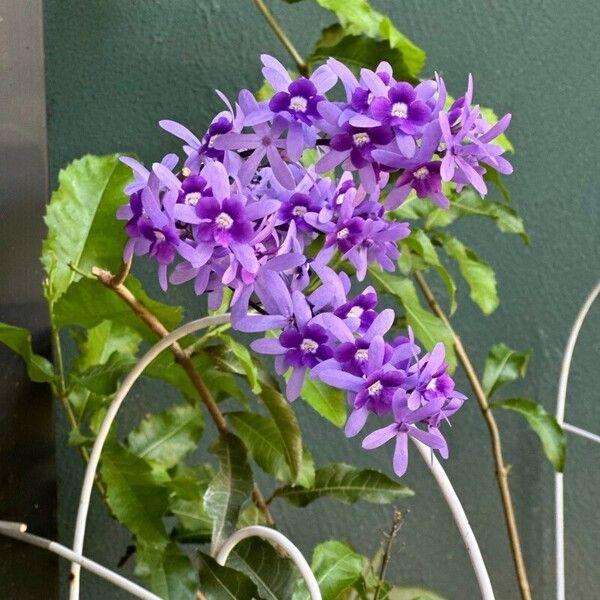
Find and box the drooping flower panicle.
[117,54,512,476]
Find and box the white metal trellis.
[0,313,495,599]
[555,281,600,600]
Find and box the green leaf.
[309,25,417,84]
[168,470,214,538]
[295,540,363,600]
[204,432,254,554]
[219,334,261,393]
[301,376,347,428]
[313,0,425,77]
[0,323,54,383]
[127,403,204,469]
[274,463,413,507]
[401,229,457,314]
[71,351,135,395]
[100,443,169,545]
[135,541,197,599]
[482,343,531,398]
[72,320,141,372]
[491,398,566,472]
[438,234,499,315]
[145,351,242,404]
[260,382,304,482]
[229,538,296,600]
[426,188,528,244]
[42,154,131,303]
[387,586,446,600]
[228,410,313,486]
[198,552,258,600]
[53,275,183,341]
[368,269,456,371]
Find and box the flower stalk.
[413,270,532,600]
[253,0,309,76]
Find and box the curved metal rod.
[0,521,161,600]
[68,311,494,600]
[412,439,495,600]
[216,525,322,600]
[69,314,231,600]
[554,280,600,600]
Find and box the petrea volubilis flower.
[117,54,515,477]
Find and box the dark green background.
[44,1,600,598]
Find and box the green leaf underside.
[310,25,417,84]
[260,382,305,482]
[438,234,499,315]
[229,538,296,600]
[401,229,457,314]
[0,323,54,383]
[135,541,197,599]
[482,342,531,398]
[53,275,182,340]
[145,351,242,404]
[168,473,213,537]
[301,377,347,427]
[228,411,313,486]
[387,586,447,600]
[313,0,425,77]
[204,432,254,554]
[72,319,141,372]
[42,154,131,303]
[72,351,136,395]
[368,268,456,371]
[491,398,566,472]
[274,463,413,507]
[198,552,259,600]
[426,188,527,243]
[219,334,261,393]
[100,443,169,546]
[295,540,363,600]
[127,403,204,469]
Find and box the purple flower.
[199,115,233,162]
[320,355,405,437]
[214,93,295,189]
[195,197,253,246]
[386,161,449,209]
[269,78,324,124]
[362,399,448,477]
[438,75,513,196]
[315,108,394,191]
[334,288,378,333]
[278,192,321,233]
[405,343,465,410]
[344,218,409,280]
[369,82,432,157]
[279,324,333,368]
[329,123,394,169]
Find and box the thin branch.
[413,271,531,600]
[49,299,107,497]
[92,266,275,526]
[373,509,403,600]
[253,0,309,76]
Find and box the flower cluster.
[118,55,512,476]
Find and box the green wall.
[44,1,600,598]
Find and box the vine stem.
[253,0,309,76]
[49,297,107,497]
[413,271,532,600]
[373,509,403,600]
[91,266,274,526]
